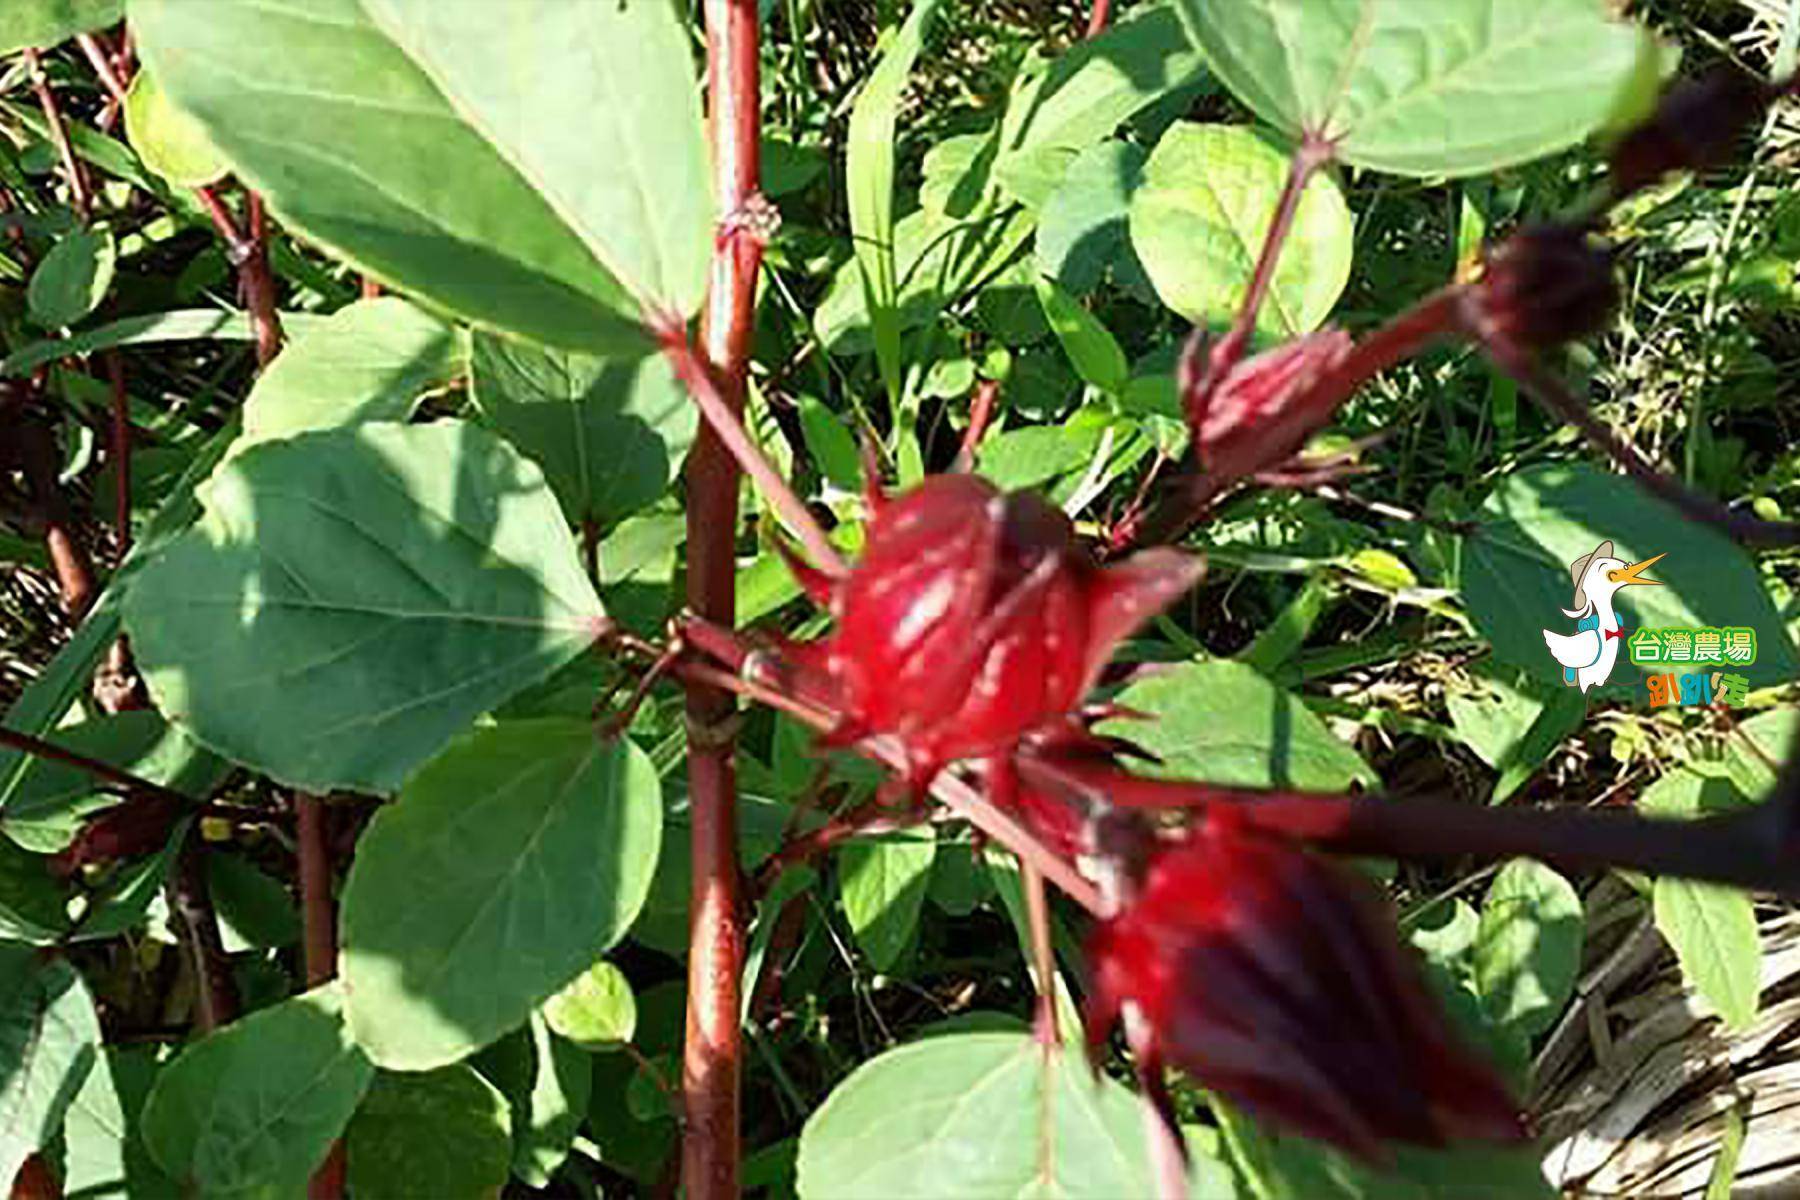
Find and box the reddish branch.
[13,413,97,620]
[23,50,91,220]
[1083,0,1114,40]
[195,186,282,367]
[296,795,347,1199]
[673,0,767,1194]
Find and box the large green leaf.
[140,984,373,1197]
[470,331,696,526]
[1175,0,1654,177]
[1472,860,1583,1039]
[796,1030,1235,1198]
[132,0,711,353]
[1035,140,1149,295]
[994,4,1207,207]
[340,720,661,1070]
[1130,123,1352,339]
[235,297,462,452]
[838,830,936,972]
[1101,660,1375,790]
[0,0,123,55]
[1459,464,1799,689]
[0,947,102,1186]
[123,421,603,793]
[345,1066,511,1200]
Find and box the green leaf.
[124,421,603,794]
[0,946,102,1186]
[1175,0,1654,177]
[1036,276,1127,394]
[1654,877,1761,1030]
[0,839,71,944]
[236,297,462,452]
[1131,123,1352,339]
[1036,140,1149,294]
[141,983,373,1196]
[1724,709,1798,802]
[543,960,636,1050]
[61,1048,180,1199]
[838,830,936,972]
[132,0,712,353]
[796,1031,1235,1198]
[1216,1103,1553,1200]
[995,4,1207,207]
[1,711,223,853]
[1459,464,1799,688]
[0,0,122,55]
[208,852,301,952]
[470,331,697,526]
[1102,660,1375,789]
[480,1014,593,1187]
[847,0,945,401]
[28,227,116,329]
[345,1065,511,1200]
[1444,664,1584,804]
[340,719,661,1070]
[123,66,226,187]
[1473,860,1584,1039]
[1,308,329,378]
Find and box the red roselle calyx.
[1085,810,1525,1161]
[1462,224,1618,352]
[1180,328,1355,496]
[779,474,1202,785]
[51,793,186,876]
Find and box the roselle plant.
[1,0,1798,1198]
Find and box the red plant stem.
[76,34,128,106]
[676,1,765,1194]
[9,1154,60,1200]
[1471,325,1800,547]
[295,795,346,1199]
[663,332,846,576]
[1044,766,1800,898]
[1084,0,1114,39]
[23,50,91,220]
[15,415,97,620]
[1209,136,1335,374]
[954,378,1001,472]
[754,794,910,892]
[674,657,1104,912]
[195,186,283,368]
[166,836,239,1033]
[0,724,191,806]
[1022,860,1059,1043]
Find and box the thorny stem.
[675,0,766,1194]
[24,50,90,220]
[662,331,847,577]
[1470,324,1800,547]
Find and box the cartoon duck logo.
[1542,541,1665,693]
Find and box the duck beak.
[1607,552,1666,587]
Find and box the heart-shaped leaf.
[132,0,712,352]
[340,719,661,1069]
[123,421,603,793]
[1130,123,1352,338]
[1176,0,1655,177]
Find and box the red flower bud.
[1085,812,1525,1161]
[1181,330,1354,492]
[1466,224,1617,351]
[1610,67,1769,199]
[786,475,1201,783]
